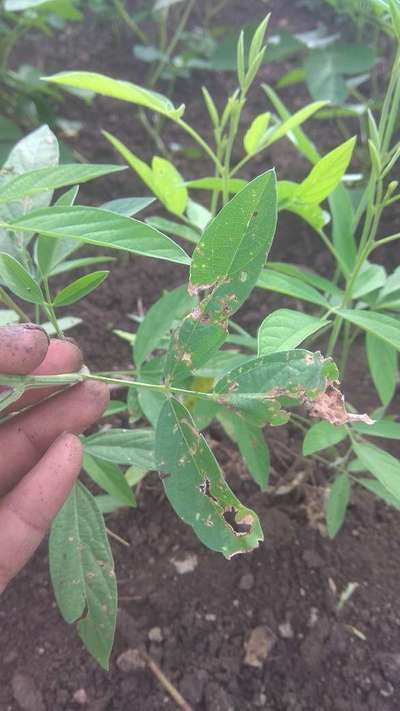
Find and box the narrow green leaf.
[0,253,44,304]
[243,112,271,155]
[83,454,135,507]
[134,285,196,367]
[146,217,200,244]
[329,184,356,274]
[258,309,328,356]
[352,418,400,440]
[303,421,347,456]
[44,71,185,118]
[9,206,190,265]
[358,478,400,510]
[0,165,124,206]
[103,132,156,194]
[325,474,351,538]
[262,84,321,164]
[266,101,328,147]
[49,256,114,278]
[295,137,357,204]
[100,196,155,216]
[257,269,328,306]
[366,332,398,405]
[152,156,188,216]
[338,309,400,351]
[155,398,263,558]
[49,483,117,670]
[353,441,400,503]
[185,177,247,193]
[53,271,108,307]
[83,429,155,468]
[218,410,270,490]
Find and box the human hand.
[0,323,109,592]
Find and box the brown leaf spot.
[223,507,253,536]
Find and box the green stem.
[112,0,149,43]
[175,118,223,171]
[0,287,30,321]
[369,232,400,252]
[43,279,63,338]
[149,0,195,88]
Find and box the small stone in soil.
[11,673,45,711]
[170,553,198,574]
[239,573,255,591]
[116,648,146,672]
[278,621,294,639]
[148,626,163,643]
[73,688,88,705]
[377,652,400,684]
[244,626,276,668]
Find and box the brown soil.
[1,2,400,711]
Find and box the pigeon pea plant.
[0,10,398,670]
[0,122,370,668]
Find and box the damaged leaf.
[304,383,374,426]
[49,482,117,670]
[215,349,338,426]
[164,171,277,384]
[155,398,263,558]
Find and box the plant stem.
[0,288,30,321]
[149,0,195,87]
[175,118,223,171]
[112,0,149,43]
[43,278,63,338]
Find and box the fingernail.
[21,323,50,345]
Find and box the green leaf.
[103,132,156,194]
[49,256,114,278]
[49,482,117,670]
[103,400,127,417]
[41,316,82,335]
[278,180,327,231]
[353,441,400,503]
[0,165,125,206]
[268,262,343,297]
[151,157,188,216]
[134,285,196,367]
[155,398,263,558]
[358,478,400,510]
[366,332,398,405]
[325,473,351,538]
[146,216,200,244]
[243,112,271,155]
[83,429,155,468]
[53,271,108,307]
[266,101,328,147]
[305,51,349,103]
[100,196,155,216]
[0,253,44,304]
[258,309,328,356]
[329,184,356,274]
[338,309,400,351]
[9,206,190,265]
[257,269,328,306]
[190,170,277,314]
[352,418,400,439]
[185,177,247,193]
[0,309,19,326]
[215,349,336,426]
[44,71,185,118]
[164,171,277,384]
[352,263,386,299]
[295,137,357,205]
[83,454,135,507]
[218,410,270,490]
[303,421,347,455]
[262,84,321,164]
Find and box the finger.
[0,380,109,495]
[4,339,83,414]
[0,323,49,374]
[0,433,82,593]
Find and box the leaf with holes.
[215,349,338,426]
[155,398,263,558]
